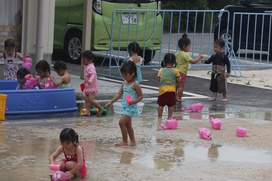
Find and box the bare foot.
[129,142,136,146]
[81,112,90,116]
[96,108,103,117]
[115,141,128,146]
[209,97,216,101]
[222,98,228,102]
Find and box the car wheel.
[219,29,238,55]
[64,31,82,64]
[139,49,156,65]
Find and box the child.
[81,50,104,116]
[124,41,144,83]
[16,68,31,90]
[35,60,55,89]
[157,53,181,120]
[105,61,143,146]
[49,128,86,179]
[0,39,25,80]
[49,60,71,88]
[175,34,203,102]
[201,39,231,102]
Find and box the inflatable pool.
[0,80,77,115]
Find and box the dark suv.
[214,0,272,55]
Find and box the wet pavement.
[1,98,272,180]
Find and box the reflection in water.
[120,151,134,164]
[153,139,185,170]
[189,112,203,120]
[208,144,222,161]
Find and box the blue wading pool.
[0,80,77,115]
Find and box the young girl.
[124,41,144,83]
[105,61,143,146]
[81,50,104,116]
[16,68,31,90]
[157,53,181,120]
[175,34,203,102]
[50,128,86,179]
[35,60,56,89]
[49,60,71,88]
[0,39,25,80]
[201,39,231,102]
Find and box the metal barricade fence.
[98,9,272,79]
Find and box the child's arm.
[189,54,204,64]
[105,84,124,108]
[0,53,3,59]
[49,145,63,164]
[66,146,84,178]
[16,52,25,61]
[49,75,64,86]
[130,82,143,105]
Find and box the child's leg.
[158,105,164,119]
[177,81,185,102]
[81,93,91,115]
[87,92,104,116]
[167,106,174,119]
[209,92,217,101]
[116,115,130,146]
[125,117,136,146]
[222,92,227,102]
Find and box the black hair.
[178,33,191,51]
[82,50,95,62]
[60,128,79,146]
[4,39,16,49]
[214,38,225,48]
[127,41,140,55]
[17,68,30,79]
[35,60,51,75]
[163,53,176,67]
[53,60,67,72]
[120,61,137,79]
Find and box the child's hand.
[201,59,205,63]
[66,171,74,179]
[105,101,112,108]
[199,54,204,59]
[226,73,230,78]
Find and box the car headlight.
[93,0,102,14]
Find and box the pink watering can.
[24,74,37,90]
[209,117,222,130]
[182,103,204,112]
[42,78,57,89]
[161,118,178,130]
[199,128,212,140]
[22,55,32,70]
[126,94,133,104]
[236,127,247,137]
[49,171,69,181]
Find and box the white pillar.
[35,0,45,64]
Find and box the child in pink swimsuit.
[50,128,87,179]
[80,50,104,116]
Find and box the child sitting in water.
[35,60,56,89]
[16,68,38,90]
[49,60,71,88]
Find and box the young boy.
[201,39,231,102]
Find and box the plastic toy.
[161,118,178,130]
[126,94,132,104]
[209,117,222,130]
[236,127,247,137]
[199,128,212,140]
[22,55,32,70]
[24,74,37,90]
[49,171,69,181]
[80,83,85,92]
[42,78,57,89]
[181,103,204,112]
[80,107,107,115]
[50,164,60,171]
